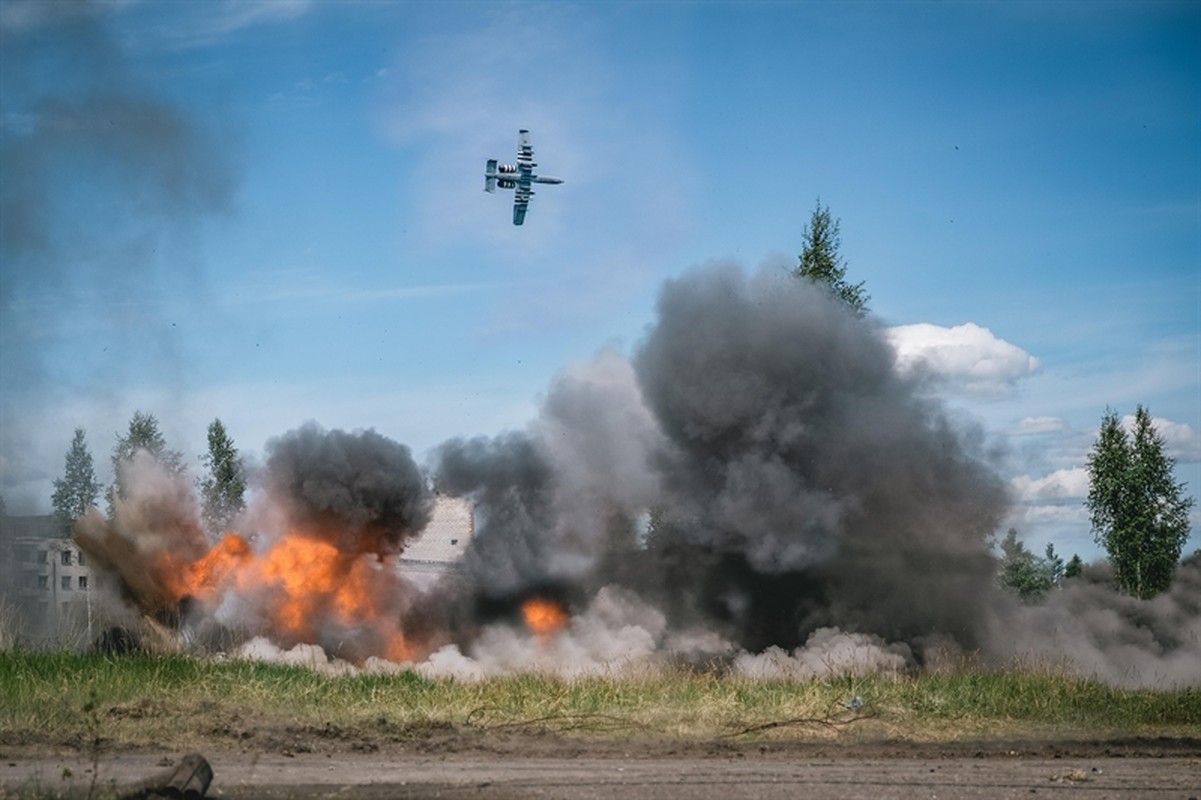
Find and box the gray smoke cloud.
[0,3,238,510]
[435,349,663,599]
[262,423,434,553]
[986,556,1201,688]
[435,262,1011,660]
[424,263,1200,687]
[630,264,1008,653]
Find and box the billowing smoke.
[627,264,1007,652]
[436,349,662,599]
[422,261,1198,687]
[438,263,1008,660]
[75,452,210,622]
[986,556,1201,688]
[261,422,434,554]
[76,426,436,662]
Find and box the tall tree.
[198,418,246,537]
[1063,554,1084,579]
[795,199,869,317]
[108,411,185,516]
[997,528,1063,600]
[51,427,101,523]
[1085,406,1194,599]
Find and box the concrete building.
[398,495,474,577]
[0,515,94,636]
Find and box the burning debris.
[66,263,1201,688]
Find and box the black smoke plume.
[263,423,433,553]
[436,262,1011,659]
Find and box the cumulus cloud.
[1121,415,1201,463]
[1009,467,1089,504]
[886,322,1041,398]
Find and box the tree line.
[46,413,246,540]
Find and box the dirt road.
[4,739,1200,800]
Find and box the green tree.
[1063,554,1084,579]
[997,528,1063,600]
[51,427,101,523]
[198,418,246,538]
[1085,406,1194,599]
[108,411,185,516]
[795,199,869,316]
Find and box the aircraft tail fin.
[484,159,498,192]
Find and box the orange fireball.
[149,526,420,663]
[521,597,570,638]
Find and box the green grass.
[1,649,1197,751]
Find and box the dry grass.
[1,649,1198,751]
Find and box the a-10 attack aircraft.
[484,129,563,225]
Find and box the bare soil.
[3,728,1200,799]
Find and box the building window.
[79,576,89,591]
[60,550,72,566]
[61,576,71,591]
[37,575,48,590]
[77,550,86,566]
[37,550,48,564]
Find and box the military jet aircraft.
[484,129,563,225]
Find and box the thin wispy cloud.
[151,0,315,49]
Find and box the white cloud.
[1120,415,1201,463]
[1008,416,1067,436]
[886,322,1041,398]
[1009,467,1089,504]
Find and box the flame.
[155,529,416,663]
[521,597,570,638]
[188,533,253,594]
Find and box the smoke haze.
[0,4,238,509]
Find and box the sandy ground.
[3,737,1200,799]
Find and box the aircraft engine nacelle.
[497,179,517,189]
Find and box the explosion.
[68,264,1201,688]
[76,424,435,664]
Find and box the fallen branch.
[466,707,652,734]
[721,712,874,738]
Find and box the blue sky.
[2,0,1198,562]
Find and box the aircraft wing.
[517,129,534,175]
[512,130,534,224]
[512,182,531,226]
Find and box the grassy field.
[2,649,1198,752]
